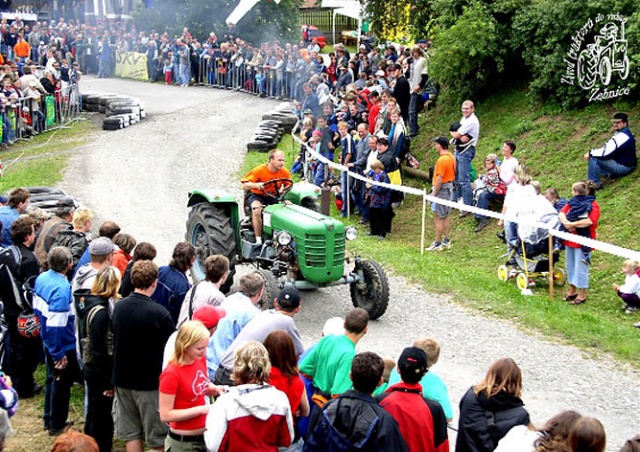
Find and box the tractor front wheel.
[256,269,280,310]
[350,260,389,320]
[186,203,237,293]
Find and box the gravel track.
[61,78,639,451]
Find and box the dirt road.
[56,78,639,451]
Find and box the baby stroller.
[497,200,566,291]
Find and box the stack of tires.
[81,92,147,131]
[246,103,298,152]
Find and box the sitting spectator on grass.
[544,187,567,212]
[583,112,636,190]
[473,153,507,233]
[613,259,640,315]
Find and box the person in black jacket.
[112,260,175,452]
[118,241,157,298]
[456,357,530,452]
[74,266,120,452]
[304,351,408,452]
[391,63,411,125]
[5,216,42,399]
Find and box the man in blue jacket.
[584,112,637,189]
[33,246,82,435]
[0,187,30,247]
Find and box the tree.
[134,0,300,45]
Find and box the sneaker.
[496,231,506,243]
[378,235,386,241]
[634,322,640,329]
[625,307,638,315]
[474,218,490,233]
[426,241,443,251]
[581,253,591,266]
[442,238,452,249]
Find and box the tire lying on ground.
[86,103,100,112]
[102,117,124,130]
[99,94,119,106]
[247,141,271,151]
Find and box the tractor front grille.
[305,234,326,266]
[304,233,346,267]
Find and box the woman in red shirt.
[159,321,225,451]
[559,180,600,305]
[264,331,309,451]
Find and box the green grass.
[0,119,94,192]
[242,90,640,365]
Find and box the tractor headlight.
[277,231,292,246]
[345,227,358,241]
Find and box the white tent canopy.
[321,0,363,46]
[225,0,281,26]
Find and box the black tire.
[577,48,597,90]
[99,95,119,106]
[256,269,279,309]
[103,118,123,126]
[103,124,122,131]
[186,203,237,294]
[86,103,100,112]
[99,105,107,113]
[247,141,270,151]
[350,260,389,320]
[25,186,65,195]
[86,94,102,104]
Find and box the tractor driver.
[241,149,292,245]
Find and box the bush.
[513,0,640,108]
[428,1,503,103]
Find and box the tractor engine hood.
[262,203,346,284]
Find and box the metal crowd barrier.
[196,59,307,101]
[2,82,81,144]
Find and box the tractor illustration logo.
[577,20,629,90]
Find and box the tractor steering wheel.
[260,178,294,201]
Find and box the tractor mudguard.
[187,189,241,253]
[283,182,320,206]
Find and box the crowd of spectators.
[0,186,637,451]
[0,16,83,148]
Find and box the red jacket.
[112,249,131,277]
[376,382,449,452]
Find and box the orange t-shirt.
[14,40,31,58]
[433,152,456,184]
[241,164,291,195]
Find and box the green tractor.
[185,179,390,320]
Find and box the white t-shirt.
[176,281,225,328]
[500,156,519,188]
[457,113,480,147]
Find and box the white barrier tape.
[296,135,425,196]
[290,123,640,261]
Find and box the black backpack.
[0,246,24,314]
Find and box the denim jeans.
[587,157,635,184]
[474,190,504,220]
[179,64,191,85]
[408,92,420,136]
[340,171,350,215]
[455,146,476,206]
[44,349,82,431]
[566,246,590,289]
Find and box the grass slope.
[245,89,640,364]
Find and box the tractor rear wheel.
[350,260,389,320]
[186,203,237,293]
[257,269,279,309]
